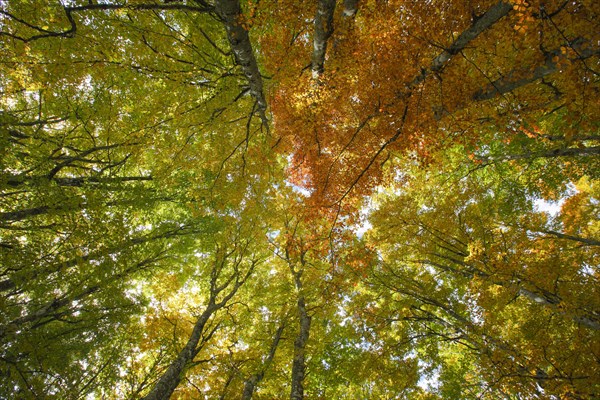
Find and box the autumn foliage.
[0,0,598,399]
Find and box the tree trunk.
[488,145,600,162]
[4,175,152,188]
[422,255,600,331]
[539,230,600,247]
[214,0,268,125]
[0,224,199,293]
[143,252,257,399]
[142,304,216,400]
[0,254,161,335]
[241,322,285,399]
[312,0,336,77]
[290,275,311,400]
[1,206,50,222]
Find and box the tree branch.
[407,1,513,92]
[473,38,600,101]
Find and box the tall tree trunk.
[0,224,199,292]
[143,253,257,399]
[0,253,162,336]
[1,206,50,222]
[483,145,600,163]
[340,1,513,201]
[213,0,268,126]
[539,230,600,247]
[421,255,600,331]
[290,274,311,400]
[312,0,336,78]
[4,175,152,188]
[142,304,216,400]
[241,322,285,399]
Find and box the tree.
[267,0,598,209]
[367,149,600,398]
[142,226,264,400]
[1,0,598,399]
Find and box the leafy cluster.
[0,1,598,399]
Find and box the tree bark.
[290,273,311,400]
[409,1,513,92]
[1,206,50,222]
[485,145,600,163]
[213,0,268,126]
[0,224,200,293]
[339,1,513,202]
[1,286,100,333]
[241,322,285,400]
[1,191,168,223]
[473,38,600,101]
[4,175,152,188]
[2,4,210,42]
[142,304,216,400]
[143,254,257,399]
[539,230,600,247]
[421,255,600,331]
[0,254,161,336]
[312,0,337,78]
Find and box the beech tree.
[1,0,598,399]
[367,149,599,398]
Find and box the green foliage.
[1,1,598,399]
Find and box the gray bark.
[515,287,600,331]
[408,1,513,92]
[0,225,200,293]
[213,0,268,126]
[0,254,161,336]
[484,145,600,163]
[3,3,213,42]
[143,255,257,399]
[421,255,600,331]
[142,305,216,400]
[290,273,311,400]
[241,322,285,400]
[1,206,50,222]
[4,175,152,188]
[2,286,100,332]
[340,1,513,203]
[312,0,337,78]
[539,230,600,247]
[473,38,600,101]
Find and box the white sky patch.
[533,182,578,217]
[354,220,372,238]
[287,182,311,197]
[194,250,210,259]
[259,306,271,321]
[417,364,441,392]
[134,224,153,233]
[267,230,280,240]
[353,197,375,238]
[580,263,597,277]
[533,198,563,217]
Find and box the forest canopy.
[0,0,599,399]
